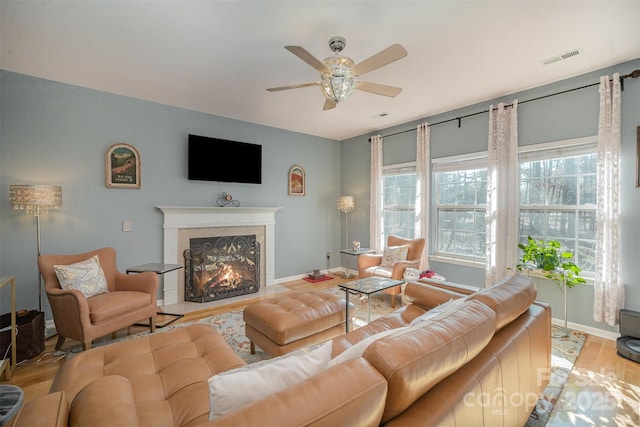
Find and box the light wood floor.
[546,334,640,426]
[3,275,639,426]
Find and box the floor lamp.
[337,196,355,278]
[10,185,63,312]
[337,196,355,249]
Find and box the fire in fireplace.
[183,235,260,303]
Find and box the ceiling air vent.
[542,47,584,65]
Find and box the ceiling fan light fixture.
[320,55,356,103]
[267,37,406,110]
[321,75,356,102]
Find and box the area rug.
[302,275,333,283]
[525,325,587,426]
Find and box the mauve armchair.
[38,247,158,351]
[357,235,426,308]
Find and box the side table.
[339,276,404,332]
[126,263,184,328]
[339,248,375,278]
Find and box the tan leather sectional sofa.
[15,274,550,427]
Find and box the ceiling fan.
[266,36,407,110]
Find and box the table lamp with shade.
[9,184,62,312]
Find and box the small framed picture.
[106,143,141,188]
[288,165,305,196]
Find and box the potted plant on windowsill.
[516,235,586,337]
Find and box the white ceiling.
[2,1,639,141]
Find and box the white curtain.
[485,101,519,286]
[594,73,624,326]
[416,123,430,270]
[369,135,383,252]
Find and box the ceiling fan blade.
[323,99,337,110]
[266,82,320,92]
[285,46,330,74]
[356,81,402,97]
[352,44,407,76]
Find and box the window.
[433,154,487,261]
[519,138,597,275]
[382,164,417,243]
[432,137,598,273]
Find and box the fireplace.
[159,206,282,306]
[184,234,260,302]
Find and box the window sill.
[519,269,594,286]
[429,255,485,269]
[429,256,594,286]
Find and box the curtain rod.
[371,69,640,141]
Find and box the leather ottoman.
[243,290,347,356]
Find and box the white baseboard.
[552,317,620,341]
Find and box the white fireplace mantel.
[158,206,283,305]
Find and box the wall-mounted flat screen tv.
[188,134,262,184]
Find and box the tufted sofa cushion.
[243,291,346,346]
[50,324,245,427]
[69,376,140,427]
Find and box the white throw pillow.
[409,297,468,327]
[329,327,409,367]
[380,245,409,268]
[208,340,332,419]
[53,255,109,298]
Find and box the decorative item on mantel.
[216,192,240,207]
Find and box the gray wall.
[3,58,639,336]
[0,71,342,318]
[341,58,640,335]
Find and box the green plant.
[516,236,586,288]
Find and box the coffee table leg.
[343,255,352,279]
[367,294,371,324]
[344,288,350,332]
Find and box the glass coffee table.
[339,276,404,332]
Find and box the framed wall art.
[288,165,305,196]
[106,143,141,188]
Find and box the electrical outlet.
[122,220,133,232]
[326,252,331,261]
